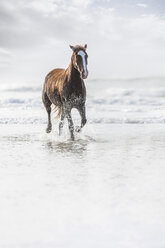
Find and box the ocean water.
[0,78,165,248]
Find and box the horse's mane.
[71,45,86,53]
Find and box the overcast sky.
[0,0,165,83]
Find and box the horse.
[42,44,88,141]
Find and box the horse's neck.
[67,61,81,85]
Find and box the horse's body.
[42,44,88,140]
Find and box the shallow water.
[0,124,165,248]
[0,78,165,247]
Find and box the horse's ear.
[69,45,75,51]
[84,44,87,50]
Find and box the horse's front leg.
[66,109,75,141]
[59,107,65,136]
[75,104,87,132]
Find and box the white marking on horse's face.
[77,50,88,79]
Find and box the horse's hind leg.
[42,92,52,133]
[76,105,87,132]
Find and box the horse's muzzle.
[82,70,88,79]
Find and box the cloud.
[137,3,148,8]
[0,0,165,82]
[0,48,12,66]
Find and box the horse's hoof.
[71,135,75,141]
[46,127,52,133]
[75,126,81,132]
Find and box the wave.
[0,76,165,91]
[1,79,165,125]
[0,84,41,92]
[0,117,46,124]
[0,98,42,108]
[1,88,165,107]
[1,116,165,125]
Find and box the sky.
[0,0,165,83]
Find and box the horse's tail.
[51,104,62,120]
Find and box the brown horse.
[42,44,88,140]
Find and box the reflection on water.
[45,139,88,156]
[1,134,32,142]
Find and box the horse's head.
[70,44,88,79]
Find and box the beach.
[0,78,165,247]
